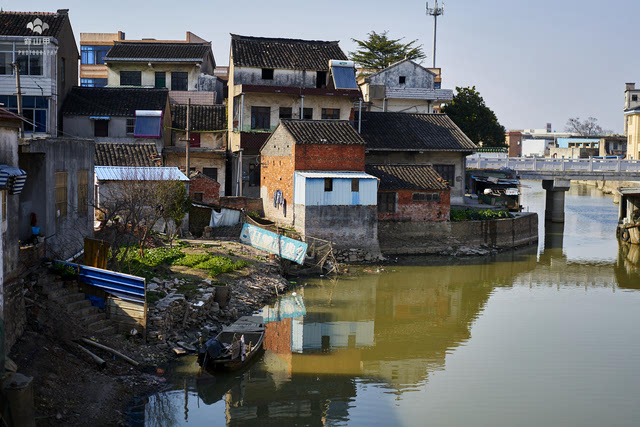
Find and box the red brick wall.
[219,197,263,215]
[378,189,450,221]
[294,144,365,171]
[189,175,220,205]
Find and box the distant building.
[624,83,640,136]
[598,135,627,157]
[358,59,453,114]
[625,109,640,160]
[0,9,79,135]
[505,131,522,157]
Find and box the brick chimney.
[626,82,635,91]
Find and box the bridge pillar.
[542,179,571,223]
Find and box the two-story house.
[358,59,453,114]
[228,34,362,197]
[0,9,78,135]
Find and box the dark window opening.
[321,108,340,120]
[399,76,406,84]
[434,81,441,89]
[94,120,109,137]
[249,163,260,187]
[251,106,271,130]
[433,164,455,185]
[324,178,333,192]
[155,72,166,88]
[300,108,313,120]
[321,335,330,352]
[203,167,218,181]
[279,107,292,119]
[316,71,327,88]
[171,72,188,91]
[633,94,638,102]
[378,192,396,213]
[413,192,441,202]
[120,71,141,86]
[192,192,203,202]
[351,179,359,192]
[261,68,274,80]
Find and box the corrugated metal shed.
[294,171,377,206]
[95,166,189,182]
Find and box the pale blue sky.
[7,0,637,133]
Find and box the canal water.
[134,181,640,427]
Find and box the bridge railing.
[467,157,640,173]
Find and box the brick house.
[189,171,220,205]
[228,34,362,198]
[356,112,477,204]
[365,164,450,221]
[260,120,379,251]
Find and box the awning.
[89,116,110,120]
[0,165,27,195]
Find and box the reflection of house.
[357,112,476,204]
[365,164,450,221]
[0,9,79,135]
[358,59,453,114]
[165,104,226,193]
[260,120,379,251]
[228,34,361,197]
[61,87,171,152]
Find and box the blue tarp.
[239,223,308,265]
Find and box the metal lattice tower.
[426,1,444,68]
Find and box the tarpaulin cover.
[239,223,307,264]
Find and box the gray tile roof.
[357,112,477,151]
[105,42,213,63]
[231,34,347,71]
[171,104,226,132]
[61,87,168,117]
[0,11,68,38]
[280,120,365,145]
[95,143,161,167]
[365,164,449,190]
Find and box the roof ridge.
[1,11,59,15]
[230,33,339,45]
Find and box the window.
[81,45,111,65]
[94,120,109,137]
[55,172,68,218]
[189,133,200,147]
[433,164,455,185]
[321,108,340,120]
[324,178,333,192]
[251,106,271,130]
[77,170,88,215]
[351,179,359,192]
[413,193,440,202]
[399,76,406,84]
[248,163,260,187]
[0,42,43,76]
[171,72,188,91]
[300,108,313,120]
[262,68,274,80]
[279,107,292,120]
[316,71,327,88]
[155,72,166,88]
[434,81,441,89]
[81,78,107,87]
[126,118,135,135]
[0,95,47,133]
[192,192,203,202]
[203,168,218,181]
[134,111,162,137]
[120,71,141,86]
[378,192,396,213]
[633,94,638,102]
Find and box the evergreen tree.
[349,31,425,72]
[442,86,506,147]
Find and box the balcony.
[234,84,361,98]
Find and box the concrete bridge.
[467,157,640,222]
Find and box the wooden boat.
[197,316,265,372]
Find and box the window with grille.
[55,172,68,218]
[77,170,88,215]
[120,71,141,86]
[251,106,271,130]
[126,118,135,135]
[155,72,166,88]
[433,164,455,185]
[378,192,396,213]
[321,108,340,120]
[412,192,441,202]
[171,72,188,91]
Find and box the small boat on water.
[197,316,265,372]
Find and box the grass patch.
[175,252,248,277]
[117,247,186,277]
[450,208,513,222]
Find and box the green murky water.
[134,181,640,426]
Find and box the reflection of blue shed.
[293,171,378,206]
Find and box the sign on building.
[239,223,308,265]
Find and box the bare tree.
[565,117,605,136]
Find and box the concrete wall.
[107,62,202,90]
[548,147,598,159]
[19,138,95,260]
[233,66,319,88]
[367,98,435,114]
[367,61,434,91]
[627,113,640,160]
[378,212,538,255]
[366,151,466,204]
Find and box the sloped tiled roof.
[280,120,365,145]
[357,112,477,151]
[171,104,226,132]
[61,87,168,117]
[365,164,449,190]
[105,42,212,62]
[95,143,161,167]
[0,11,68,38]
[231,34,347,71]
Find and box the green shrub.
[450,208,513,222]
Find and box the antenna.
[426,1,445,68]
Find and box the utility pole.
[12,62,23,137]
[426,1,445,69]
[185,98,191,175]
